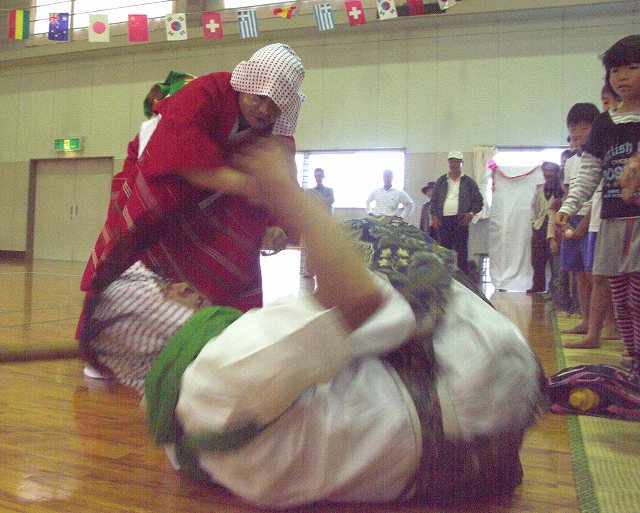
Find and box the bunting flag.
[166,14,188,40]
[273,6,296,19]
[438,0,455,9]
[88,14,109,43]
[314,3,335,31]
[237,10,259,39]
[8,9,30,40]
[128,14,149,42]
[407,0,425,15]
[202,12,223,40]
[345,0,366,25]
[377,0,398,20]
[48,13,69,41]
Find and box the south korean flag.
[166,13,188,41]
[377,0,398,20]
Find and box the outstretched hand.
[185,135,299,213]
[222,136,299,212]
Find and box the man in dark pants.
[430,151,484,275]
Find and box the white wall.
[0,1,638,250]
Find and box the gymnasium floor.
[0,252,580,513]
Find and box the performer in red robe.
[77,44,305,340]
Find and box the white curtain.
[471,146,496,220]
[488,166,543,291]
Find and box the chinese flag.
[344,0,366,26]
[202,11,223,40]
[128,14,148,42]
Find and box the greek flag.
[314,3,335,31]
[237,9,259,38]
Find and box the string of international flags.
[7,0,461,43]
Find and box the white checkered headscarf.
[231,43,305,136]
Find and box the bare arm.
[202,137,382,330]
[400,191,415,219]
[365,191,375,214]
[558,152,602,221]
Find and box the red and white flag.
[88,14,109,42]
[345,0,366,26]
[202,12,223,39]
[128,14,148,42]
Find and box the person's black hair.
[566,103,600,126]
[541,161,564,198]
[561,149,573,159]
[601,35,640,91]
[314,167,325,177]
[421,181,435,194]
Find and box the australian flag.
[237,10,259,39]
[48,12,69,41]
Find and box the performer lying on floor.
[80,224,291,390]
[141,136,547,509]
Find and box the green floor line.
[550,310,600,513]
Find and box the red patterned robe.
[77,72,291,339]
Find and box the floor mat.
[553,313,640,513]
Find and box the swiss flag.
[202,11,223,39]
[345,0,366,26]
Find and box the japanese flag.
[88,14,109,42]
[345,0,366,26]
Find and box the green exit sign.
[54,137,82,152]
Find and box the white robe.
[174,276,540,508]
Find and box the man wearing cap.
[430,151,483,274]
[366,169,415,220]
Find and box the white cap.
[447,151,463,160]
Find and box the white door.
[72,161,113,263]
[34,158,112,261]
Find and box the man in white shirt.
[430,151,484,275]
[145,138,544,510]
[366,169,415,219]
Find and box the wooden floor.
[0,254,580,513]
